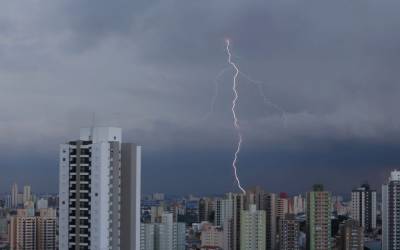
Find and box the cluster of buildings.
[139,182,384,249]
[1,126,400,250]
[0,184,58,249]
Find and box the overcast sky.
[1,0,400,196]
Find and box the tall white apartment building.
[59,127,141,250]
[240,204,266,250]
[156,213,185,250]
[141,213,185,250]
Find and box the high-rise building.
[214,196,233,227]
[245,186,266,210]
[276,192,289,219]
[4,195,12,209]
[8,208,56,250]
[185,200,200,224]
[200,222,224,249]
[154,213,185,250]
[240,204,266,250]
[306,184,332,250]
[17,193,23,207]
[199,198,212,223]
[37,208,57,250]
[336,219,363,250]
[0,209,8,247]
[263,192,277,250]
[231,193,245,250]
[213,193,243,250]
[290,194,306,215]
[23,185,32,204]
[140,223,155,250]
[279,214,299,250]
[222,218,233,250]
[351,184,377,232]
[11,183,18,208]
[9,209,36,250]
[382,170,400,250]
[59,127,141,250]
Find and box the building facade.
[264,192,277,250]
[141,213,185,250]
[306,184,332,250]
[336,219,363,250]
[279,214,299,250]
[11,183,18,209]
[9,208,56,250]
[240,204,266,250]
[140,223,155,250]
[382,170,400,250]
[351,184,377,232]
[200,222,224,249]
[59,127,141,250]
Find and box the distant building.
[152,213,185,250]
[17,193,23,207]
[276,193,289,219]
[231,193,245,250]
[240,204,266,250]
[289,194,305,215]
[140,223,155,250]
[199,198,213,223]
[0,209,9,247]
[36,198,48,210]
[4,195,12,209]
[36,208,57,250]
[336,219,363,250]
[214,196,233,227]
[351,183,377,231]
[185,200,200,224]
[200,222,224,249]
[11,183,18,208]
[213,192,244,250]
[264,192,278,250]
[382,170,400,250]
[306,184,332,250]
[153,193,165,201]
[140,213,186,250]
[278,214,299,250]
[245,186,266,210]
[23,185,32,204]
[59,127,141,250]
[9,208,56,250]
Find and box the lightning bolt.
[226,39,246,194]
[203,67,231,121]
[239,72,288,127]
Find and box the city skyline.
[1,0,400,195]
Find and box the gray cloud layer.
[1,0,400,195]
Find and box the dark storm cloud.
[0,0,400,194]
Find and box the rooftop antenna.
[90,112,96,140]
[92,112,96,128]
